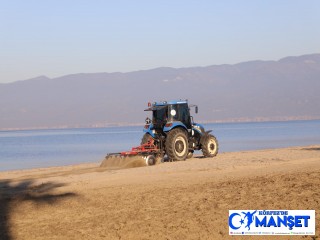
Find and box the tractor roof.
[153,100,188,106]
[144,100,188,111]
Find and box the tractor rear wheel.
[166,128,188,161]
[202,134,219,157]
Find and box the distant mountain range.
[1,53,320,130]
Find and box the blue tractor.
[142,100,218,161]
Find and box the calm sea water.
[1,120,320,171]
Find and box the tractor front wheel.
[166,128,188,161]
[201,134,219,157]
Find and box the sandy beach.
[1,145,319,239]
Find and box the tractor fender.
[143,123,156,138]
[163,121,188,133]
[192,123,206,134]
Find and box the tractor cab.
[144,100,194,132]
[167,102,192,129]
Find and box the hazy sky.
[1,0,319,83]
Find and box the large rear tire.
[166,128,188,161]
[202,134,218,157]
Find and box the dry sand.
[1,145,320,240]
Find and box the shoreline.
[1,117,319,132]
[0,144,318,175]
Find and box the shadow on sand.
[0,179,77,240]
[302,147,320,151]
